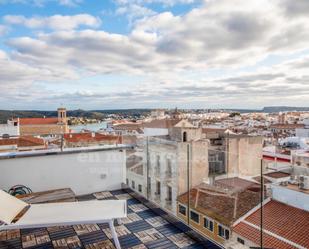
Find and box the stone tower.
[57,107,67,124]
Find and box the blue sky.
[0,0,309,110]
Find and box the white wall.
[271,185,309,211]
[0,148,126,195]
[143,128,169,136]
[0,124,19,136]
[296,128,309,138]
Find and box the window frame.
[190,210,200,224]
[237,237,245,245]
[178,204,187,216]
[203,216,214,232]
[218,224,230,240]
[156,181,161,195]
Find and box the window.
[179,204,186,216]
[156,181,161,195]
[126,178,129,185]
[138,184,142,192]
[167,159,172,172]
[218,225,230,240]
[203,217,214,232]
[147,177,151,191]
[183,131,187,142]
[190,210,199,224]
[237,237,245,245]
[167,186,172,201]
[156,155,160,174]
[132,180,135,189]
[156,155,160,168]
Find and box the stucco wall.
[0,149,126,195]
[20,124,69,135]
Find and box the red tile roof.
[234,221,296,249]
[270,124,304,129]
[113,123,142,131]
[143,119,180,129]
[0,136,45,147]
[19,118,59,125]
[215,177,261,192]
[264,171,290,179]
[177,179,261,226]
[233,200,309,249]
[64,133,121,143]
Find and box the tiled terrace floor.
[0,190,220,249]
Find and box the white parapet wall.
[0,146,129,195]
[271,184,309,211]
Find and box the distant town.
[0,106,309,249]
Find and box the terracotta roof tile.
[19,118,59,125]
[0,136,45,147]
[143,119,180,129]
[234,200,309,249]
[233,222,297,249]
[264,172,290,179]
[177,179,260,225]
[64,133,121,143]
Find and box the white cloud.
[4,14,101,30]
[58,0,82,7]
[116,4,156,24]
[0,0,83,7]
[114,0,196,7]
[2,0,309,108]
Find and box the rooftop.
[19,118,59,125]
[64,133,122,144]
[0,189,219,249]
[178,179,261,226]
[233,199,309,249]
[263,171,290,179]
[0,136,45,148]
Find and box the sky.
[0,0,309,110]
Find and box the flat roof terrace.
[0,189,221,249]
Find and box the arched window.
[183,131,187,142]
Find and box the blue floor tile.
[118,234,142,249]
[124,220,152,233]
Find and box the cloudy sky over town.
[0,0,309,110]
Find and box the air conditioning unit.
[281,181,288,186]
[289,175,298,185]
[299,175,309,190]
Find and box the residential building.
[269,123,305,137]
[296,118,309,137]
[19,108,69,135]
[204,128,264,177]
[0,119,19,137]
[146,134,208,214]
[177,177,261,246]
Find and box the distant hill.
[263,106,309,113]
[0,109,152,124]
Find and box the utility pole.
[260,159,264,249]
